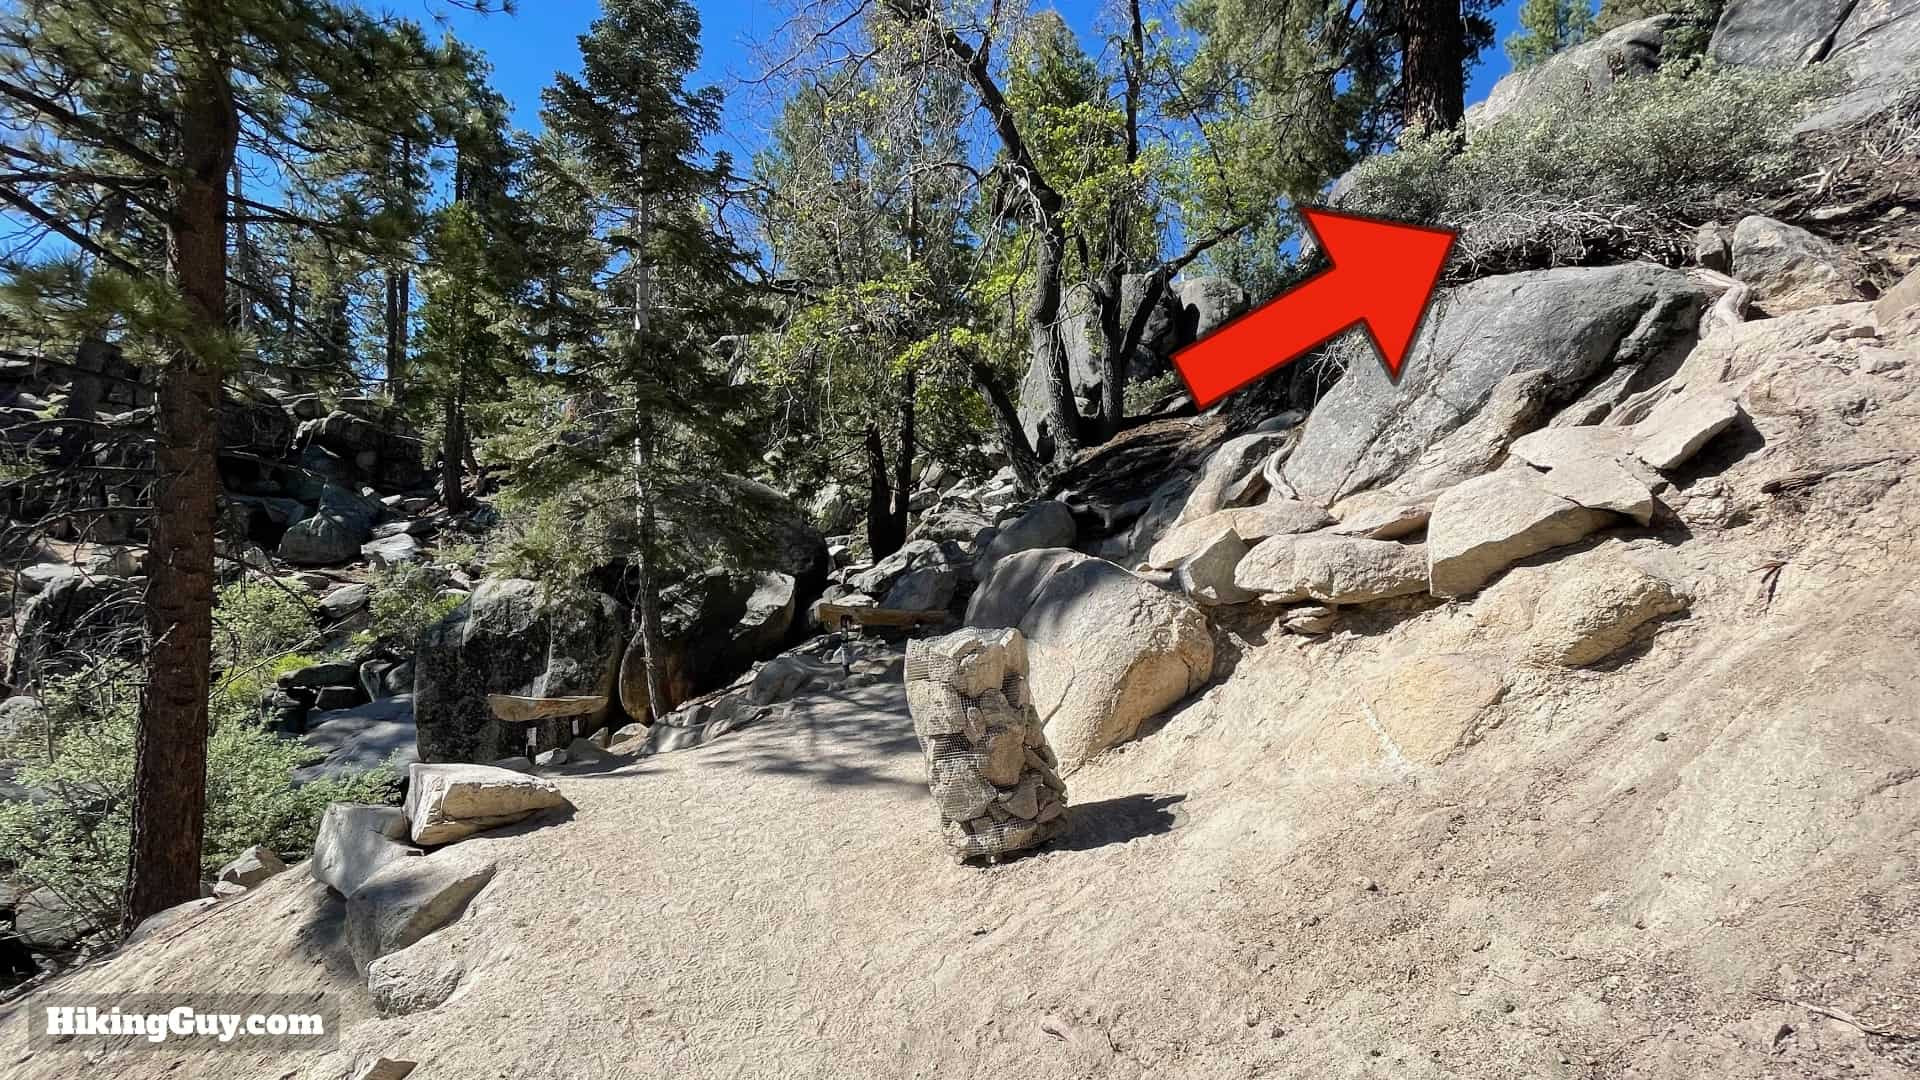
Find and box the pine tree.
[1506,0,1598,69]
[504,0,764,721]
[412,75,527,516]
[0,0,477,932]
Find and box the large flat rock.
[1283,264,1707,506]
[1427,471,1616,597]
[404,763,572,846]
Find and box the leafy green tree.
[747,49,995,555]
[0,0,478,931]
[1506,0,1597,69]
[845,1,1259,455]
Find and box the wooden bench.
[812,602,953,634]
[487,694,607,756]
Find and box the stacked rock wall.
[905,628,1067,859]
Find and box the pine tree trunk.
[385,137,412,396]
[631,420,670,722]
[624,153,670,721]
[395,267,409,385]
[229,161,249,330]
[124,39,236,937]
[1403,0,1466,133]
[385,270,403,394]
[442,378,468,515]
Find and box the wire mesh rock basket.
[905,627,1067,861]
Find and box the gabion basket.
[905,627,1067,860]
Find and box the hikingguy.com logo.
[30,994,338,1050]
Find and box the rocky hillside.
[1,3,1918,1078]
[6,258,1917,1079]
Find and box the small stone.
[1653,731,1669,742]
[999,775,1041,820]
[1281,605,1338,635]
[533,748,568,767]
[351,1058,418,1080]
[216,844,288,889]
[978,728,1027,786]
[927,755,997,820]
[565,737,613,764]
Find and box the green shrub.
[487,479,628,590]
[1343,62,1837,272]
[210,579,317,731]
[212,579,315,668]
[358,563,464,650]
[0,664,395,940]
[1125,370,1186,415]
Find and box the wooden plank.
[813,603,951,629]
[486,694,605,723]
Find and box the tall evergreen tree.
[504,0,762,721]
[413,74,526,516]
[0,0,474,931]
[1506,0,1597,69]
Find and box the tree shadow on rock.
[1051,793,1187,853]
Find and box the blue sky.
[418,0,1529,161]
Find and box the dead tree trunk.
[971,361,1045,496]
[866,422,904,560]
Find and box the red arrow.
[1173,207,1457,408]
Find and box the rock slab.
[404,763,572,846]
[311,803,417,898]
[1427,472,1616,597]
[347,845,497,971]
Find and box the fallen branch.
[1759,453,1917,494]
